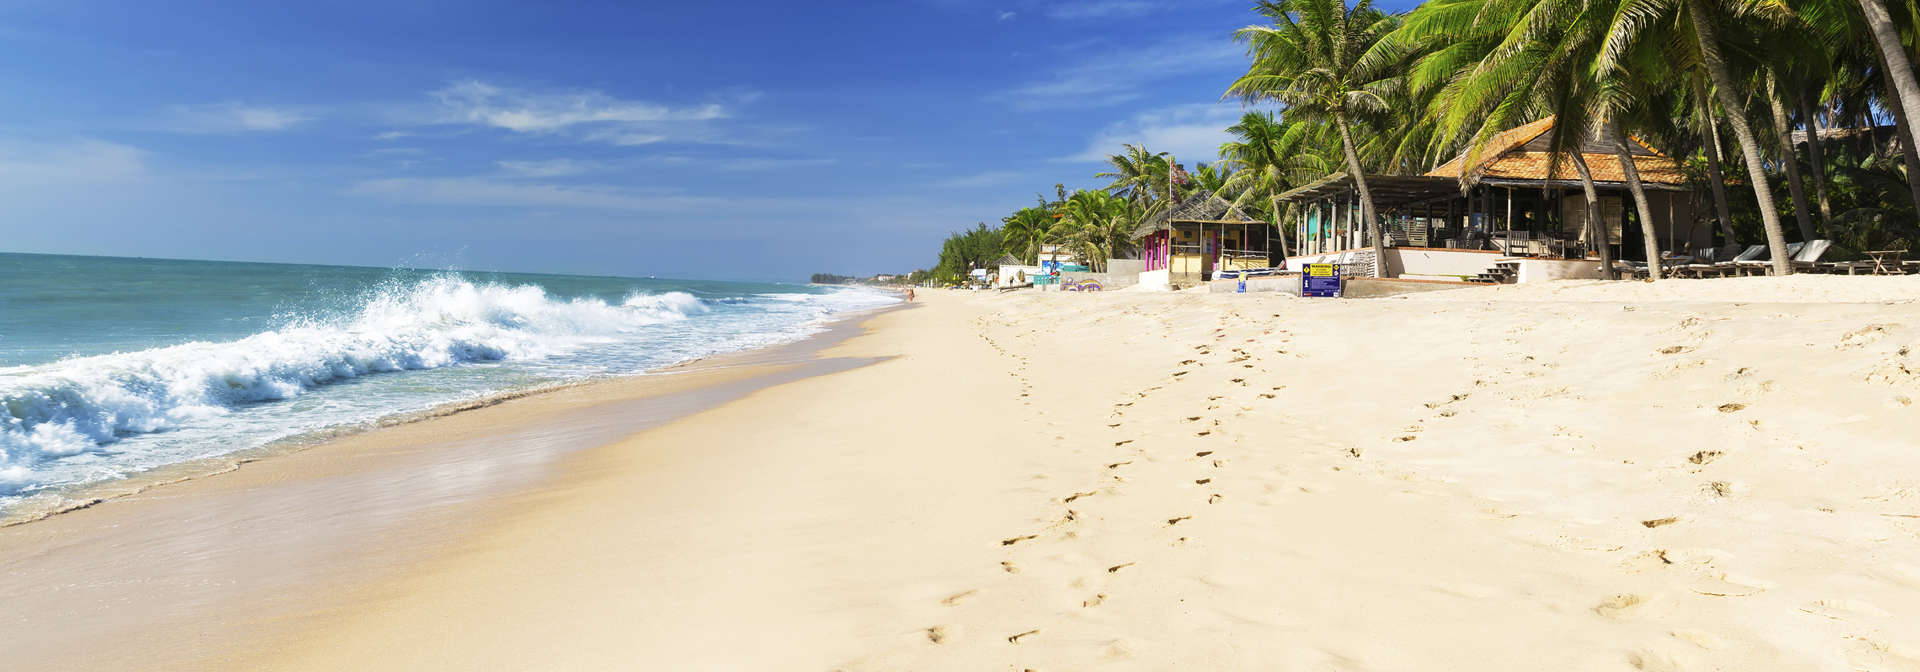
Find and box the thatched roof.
[993,253,1022,267]
[1425,116,1687,187]
[1129,190,1260,240]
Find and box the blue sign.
[1302,263,1342,297]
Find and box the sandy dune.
[122,278,1920,670]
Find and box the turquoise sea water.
[0,253,896,512]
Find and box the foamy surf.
[0,255,897,508]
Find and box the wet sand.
[0,309,894,671]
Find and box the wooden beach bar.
[1280,117,1701,283]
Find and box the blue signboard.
[1302,263,1342,297]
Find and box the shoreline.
[0,301,905,671]
[0,297,901,528]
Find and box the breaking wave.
[0,276,708,489]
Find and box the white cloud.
[350,177,714,211]
[998,10,1017,20]
[431,81,726,145]
[1044,1,1158,19]
[1067,102,1250,164]
[990,36,1242,111]
[159,104,310,133]
[496,158,594,177]
[0,140,146,184]
[936,170,1029,188]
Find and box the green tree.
[1229,0,1405,277]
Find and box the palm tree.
[1395,0,1624,277]
[1678,0,1797,274]
[1218,111,1331,258]
[1001,206,1054,265]
[1850,0,1920,222]
[1228,0,1405,278]
[1053,189,1137,272]
[1096,144,1176,214]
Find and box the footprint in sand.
[1690,572,1775,597]
[1845,639,1920,672]
[1007,628,1042,644]
[1798,599,1890,620]
[926,625,961,643]
[1670,629,1726,650]
[941,589,979,606]
[1593,592,1661,620]
[1001,561,1025,574]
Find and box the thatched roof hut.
[1129,190,1261,240]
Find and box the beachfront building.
[1133,190,1277,290]
[1280,117,1700,283]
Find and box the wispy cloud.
[1067,102,1251,164]
[496,158,595,177]
[156,104,311,134]
[0,139,146,184]
[1040,0,1239,20]
[430,81,728,146]
[936,170,1029,188]
[1044,0,1158,19]
[997,10,1018,20]
[990,36,1242,110]
[350,177,712,211]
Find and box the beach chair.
[1730,243,1799,276]
[1789,239,1833,273]
[1689,245,1765,278]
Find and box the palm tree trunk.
[1861,0,1920,215]
[1766,73,1818,242]
[1798,90,1834,234]
[1334,113,1386,278]
[1272,195,1293,259]
[1694,75,1740,246]
[1688,0,1792,276]
[1873,46,1920,212]
[1569,151,1617,279]
[1613,124,1664,280]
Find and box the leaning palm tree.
[1228,0,1405,278]
[1674,0,1799,274]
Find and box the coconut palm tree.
[1218,111,1332,257]
[1053,189,1138,272]
[1228,0,1405,278]
[1097,144,1177,214]
[1001,205,1054,265]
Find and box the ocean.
[0,253,897,515]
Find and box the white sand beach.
[9,277,1920,671]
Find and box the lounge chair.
[1688,245,1766,277]
[1789,239,1833,273]
[1730,243,1801,276]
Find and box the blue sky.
[0,0,1404,282]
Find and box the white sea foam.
[0,276,708,493]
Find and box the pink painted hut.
[1131,190,1277,288]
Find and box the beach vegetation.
[923,0,1920,277]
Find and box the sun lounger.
[1730,243,1801,276]
[1688,245,1765,277]
[1789,239,1832,273]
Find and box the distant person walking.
[906,288,915,302]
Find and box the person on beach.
[906,288,915,302]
